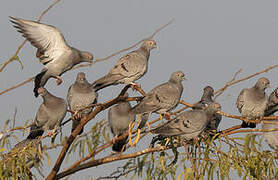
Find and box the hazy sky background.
[1,0,278,179]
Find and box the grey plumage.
[263,87,278,150]
[193,86,222,131]
[236,77,270,128]
[152,103,221,140]
[67,72,98,135]
[130,71,186,129]
[10,17,93,97]
[265,87,278,116]
[92,40,157,91]
[108,93,135,152]
[27,87,67,139]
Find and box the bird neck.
[138,46,150,60]
[253,85,265,93]
[42,93,58,105]
[201,93,213,103]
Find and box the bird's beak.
[182,76,187,81]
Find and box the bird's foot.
[47,129,57,138]
[111,135,118,144]
[73,112,82,120]
[163,113,171,120]
[56,76,63,86]
[130,82,146,96]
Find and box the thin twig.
[214,64,278,99]
[45,85,134,180]
[0,0,62,72]
[73,19,174,69]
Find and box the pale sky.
[1,0,278,179]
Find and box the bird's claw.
[47,129,57,138]
[56,76,62,86]
[163,113,171,120]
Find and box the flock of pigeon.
[7,17,278,165]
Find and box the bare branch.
[0,0,62,72]
[56,146,169,179]
[45,85,133,180]
[214,64,278,99]
[73,19,174,69]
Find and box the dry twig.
[0,0,62,72]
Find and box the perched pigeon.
[92,39,157,91]
[67,72,98,135]
[130,71,186,129]
[193,86,222,132]
[262,87,278,150]
[236,77,270,128]
[265,87,278,116]
[11,138,42,169]
[10,17,93,97]
[27,87,67,140]
[152,103,221,140]
[108,93,135,152]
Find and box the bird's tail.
[34,70,47,97]
[27,124,44,139]
[92,74,122,91]
[112,135,127,152]
[71,118,84,135]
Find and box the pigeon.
[236,77,270,128]
[10,17,94,97]
[92,39,157,91]
[67,72,98,135]
[27,87,67,140]
[152,103,221,140]
[11,138,42,169]
[130,71,186,129]
[262,87,278,150]
[265,87,278,116]
[193,86,222,132]
[108,93,135,152]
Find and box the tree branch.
[45,85,133,180]
[214,64,278,99]
[73,19,174,69]
[0,0,62,72]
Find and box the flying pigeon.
[193,86,222,132]
[130,71,186,129]
[67,72,98,135]
[108,93,135,152]
[10,17,94,97]
[27,87,67,141]
[236,77,270,128]
[92,39,157,91]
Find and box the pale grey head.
[80,51,94,62]
[76,72,88,84]
[170,71,187,83]
[141,39,157,51]
[203,86,214,96]
[255,77,270,90]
